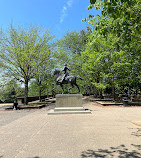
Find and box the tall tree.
[81,0,141,96]
[33,59,55,101]
[0,25,54,104]
[55,30,91,93]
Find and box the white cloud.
[63,6,67,11]
[60,6,67,23]
[60,0,73,23]
[67,0,73,7]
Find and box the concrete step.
[54,107,85,111]
[48,107,91,115]
[48,109,91,115]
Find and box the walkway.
[0,101,141,158]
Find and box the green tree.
[28,73,54,98]
[33,67,55,101]
[55,30,91,93]
[33,46,55,101]
[0,79,24,102]
[82,31,117,97]
[0,25,54,104]
[82,0,141,96]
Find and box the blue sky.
[0,0,101,39]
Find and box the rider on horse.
[53,64,82,93]
[61,63,70,82]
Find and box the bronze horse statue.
[53,69,83,94]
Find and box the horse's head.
[53,69,61,76]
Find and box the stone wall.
[17,95,53,104]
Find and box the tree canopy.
[0,25,54,104]
[81,0,141,97]
[0,0,140,102]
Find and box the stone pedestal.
[56,94,82,107]
[48,94,91,115]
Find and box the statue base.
[48,94,91,115]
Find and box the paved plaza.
[0,101,141,158]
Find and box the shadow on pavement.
[131,128,141,137]
[81,144,141,158]
[28,157,40,158]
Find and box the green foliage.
[55,30,91,75]
[0,0,140,99]
[54,30,91,93]
[81,0,141,96]
[29,73,55,97]
[0,24,54,104]
[33,47,55,100]
[1,25,54,82]
[0,79,24,102]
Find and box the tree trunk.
[112,86,115,100]
[112,78,115,100]
[99,89,103,99]
[39,81,42,102]
[39,86,42,102]
[24,79,28,105]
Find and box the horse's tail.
[76,75,83,80]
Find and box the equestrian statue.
[53,64,83,94]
